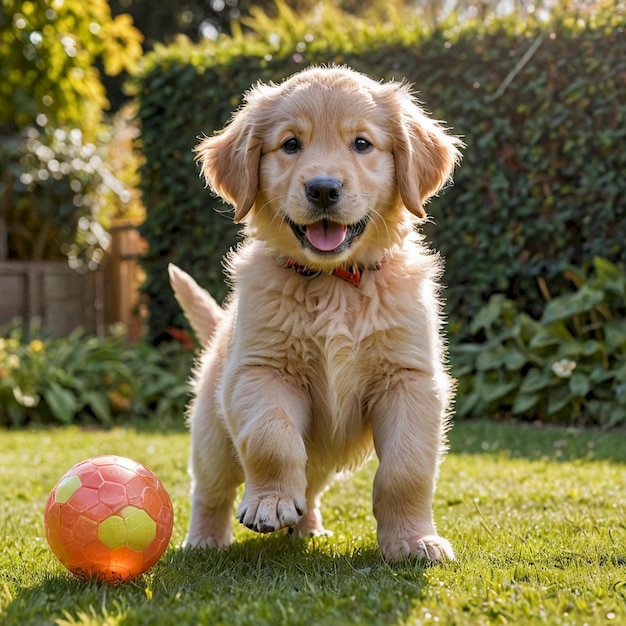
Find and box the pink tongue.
[305,220,348,252]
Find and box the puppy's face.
[196,67,461,271]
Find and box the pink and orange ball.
[44,455,174,583]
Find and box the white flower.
[12,386,40,408]
[551,359,577,378]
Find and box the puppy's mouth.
[286,217,369,255]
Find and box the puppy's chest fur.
[226,244,440,462]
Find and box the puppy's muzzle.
[305,177,343,210]
[285,176,367,255]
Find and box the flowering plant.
[451,257,626,426]
[0,321,191,427]
[2,125,131,269]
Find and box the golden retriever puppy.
[169,65,462,562]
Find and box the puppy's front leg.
[225,366,309,534]
[370,370,454,562]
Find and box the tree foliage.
[0,0,143,135]
[108,0,588,45]
[0,0,143,267]
[109,0,410,45]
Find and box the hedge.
[134,3,626,343]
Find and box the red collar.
[286,259,362,288]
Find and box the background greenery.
[2,0,625,427]
[135,1,626,336]
[133,1,626,424]
[0,321,191,428]
[451,257,626,427]
[0,0,143,267]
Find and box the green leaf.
[555,341,590,359]
[519,369,552,395]
[604,323,626,352]
[589,367,617,384]
[546,385,572,416]
[83,391,113,425]
[475,345,529,372]
[454,391,480,419]
[529,322,573,349]
[482,380,518,404]
[503,350,529,371]
[475,345,506,370]
[592,256,625,295]
[541,286,605,325]
[469,295,508,335]
[582,340,602,357]
[44,384,78,424]
[615,365,626,383]
[451,361,477,378]
[587,400,626,427]
[511,392,540,415]
[569,372,590,397]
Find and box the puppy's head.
[195,66,461,271]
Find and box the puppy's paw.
[379,534,455,563]
[238,492,306,534]
[183,533,231,551]
[292,507,332,538]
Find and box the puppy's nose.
[305,177,342,209]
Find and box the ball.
[44,455,174,583]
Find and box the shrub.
[1,125,130,268]
[451,257,626,427]
[134,2,626,342]
[0,0,142,134]
[0,0,143,266]
[0,322,192,428]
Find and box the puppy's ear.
[389,86,462,218]
[194,90,266,223]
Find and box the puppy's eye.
[354,137,372,153]
[282,138,301,153]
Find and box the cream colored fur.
[170,66,462,561]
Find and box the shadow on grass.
[5,535,436,626]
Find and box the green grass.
[1,421,626,625]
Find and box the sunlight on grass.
[1,422,625,625]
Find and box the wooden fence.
[0,261,103,335]
[104,222,147,341]
[0,222,147,339]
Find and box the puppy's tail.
[168,263,224,346]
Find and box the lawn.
[1,420,625,625]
